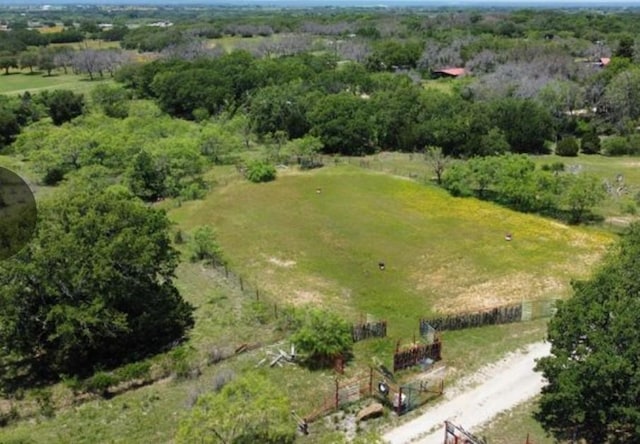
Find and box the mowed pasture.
[0,72,112,96]
[171,165,612,338]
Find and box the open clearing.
[383,342,551,444]
[172,165,612,337]
[0,72,112,96]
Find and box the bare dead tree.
[161,39,218,61]
[338,39,371,63]
[53,48,75,74]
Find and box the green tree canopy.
[0,189,194,381]
[536,222,640,442]
[290,308,352,368]
[40,89,85,126]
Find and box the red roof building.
[431,67,467,78]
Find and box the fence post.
[397,387,403,415]
[369,367,373,397]
[256,288,259,301]
[239,277,244,291]
[335,379,340,410]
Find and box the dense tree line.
[441,154,605,222]
[0,188,194,384]
[115,51,561,157]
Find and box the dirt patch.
[606,216,637,227]
[431,273,564,314]
[268,256,297,268]
[291,289,322,305]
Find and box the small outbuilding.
[431,67,467,78]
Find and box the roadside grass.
[0,71,112,96]
[170,164,611,339]
[478,396,554,444]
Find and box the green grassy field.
[478,397,554,444]
[171,165,612,338]
[0,72,112,96]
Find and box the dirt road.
[383,341,551,444]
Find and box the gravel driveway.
[383,341,551,444]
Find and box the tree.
[555,136,580,157]
[615,33,635,59]
[127,150,167,201]
[248,82,310,139]
[0,55,18,75]
[0,189,194,380]
[290,308,352,368]
[535,223,640,442]
[0,106,20,149]
[308,92,376,156]
[38,48,56,76]
[189,225,224,265]
[41,89,85,125]
[91,83,130,118]
[602,68,640,130]
[245,160,276,183]
[18,50,38,73]
[580,131,601,155]
[423,146,450,184]
[176,372,295,444]
[490,98,553,154]
[561,173,605,224]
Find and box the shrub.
[580,131,601,155]
[169,346,199,380]
[116,361,151,382]
[0,404,19,427]
[42,167,65,186]
[189,225,224,265]
[245,160,276,183]
[602,136,629,156]
[555,136,579,157]
[541,162,565,172]
[627,134,640,155]
[85,371,119,397]
[212,369,235,392]
[33,388,55,418]
[61,375,83,395]
[290,308,352,368]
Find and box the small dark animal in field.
[378,262,385,270]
